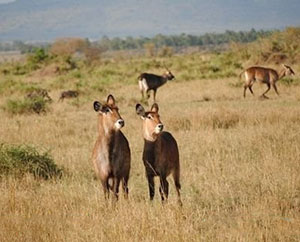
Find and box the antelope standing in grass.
[240,64,295,98]
[138,69,175,103]
[59,90,79,102]
[136,103,182,205]
[92,94,131,200]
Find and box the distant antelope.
[138,69,175,103]
[92,94,131,200]
[240,64,295,98]
[136,103,182,205]
[27,89,52,102]
[59,90,79,102]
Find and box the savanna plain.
[1,30,300,241]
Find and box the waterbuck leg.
[153,89,157,103]
[146,90,151,106]
[261,83,271,98]
[272,83,279,95]
[249,85,254,96]
[147,174,155,200]
[243,85,248,98]
[141,90,144,100]
[159,176,169,202]
[173,170,182,206]
[101,179,110,200]
[146,90,150,100]
[139,80,144,100]
[122,176,129,199]
[112,177,121,200]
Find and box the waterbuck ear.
[93,101,102,112]
[107,94,115,106]
[282,64,289,69]
[151,103,159,113]
[136,104,145,117]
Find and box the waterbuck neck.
[97,116,115,137]
[278,68,286,80]
[142,125,159,142]
[161,75,169,83]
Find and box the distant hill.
[0,0,299,41]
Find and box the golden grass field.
[1,73,300,241]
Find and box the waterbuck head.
[282,64,295,76]
[164,69,175,81]
[94,94,124,133]
[136,103,163,141]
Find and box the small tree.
[144,42,156,57]
[50,37,87,57]
[83,46,102,65]
[158,46,174,57]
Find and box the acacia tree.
[50,37,88,57]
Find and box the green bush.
[0,144,63,179]
[4,96,49,114]
[26,48,49,70]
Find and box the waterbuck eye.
[104,107,111,113]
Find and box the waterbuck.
[136,103,182,205]
[59,90,79,102]
[92,94,131,200]
[138,69,175,103]
[240,64,295,98]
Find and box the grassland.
[1,70,300,241]
[1,30,300,241]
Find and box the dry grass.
[1,77,300,242]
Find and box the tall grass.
[0,77,300,241]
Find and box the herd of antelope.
[91,63,295,204]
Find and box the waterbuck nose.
[118,119,124,127]
[158,123,164,131]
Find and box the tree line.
[0,29,273,53]
[97,29,273,51]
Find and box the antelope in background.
[27,88,52,102]
[92,94,131,200]
[138,68,175,103]
[240,64,295,98]
[59,90,79,102]
[136,103,182,205]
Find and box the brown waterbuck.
[240,64,295,98]
[92,94,131,200]
[59,90,79,102]
[136,103,182,205]
[138,69,175,103]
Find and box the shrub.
[0,144,63,179]
[4,96,49,115]
[50,37,87,57]
[158,46,174,57]
[26,48,49,70]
